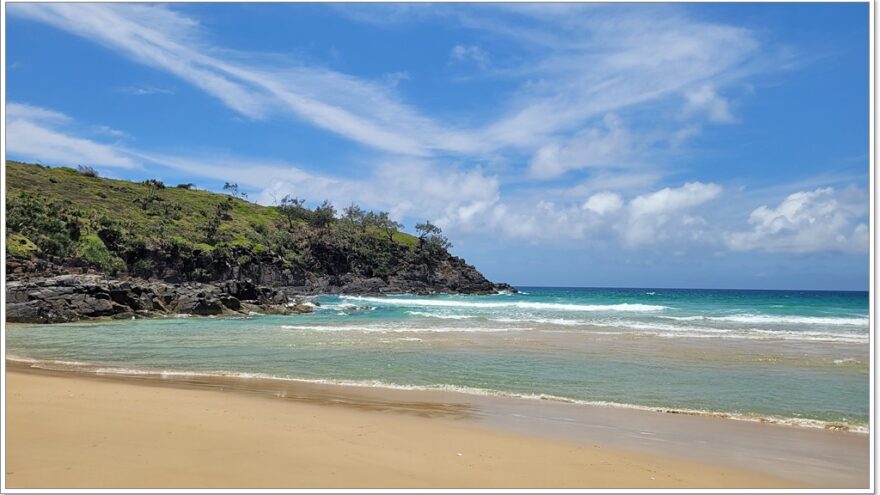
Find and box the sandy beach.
[6,363,862,490]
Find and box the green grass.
[6,160,419,257]
[7,162,281,250]
[6,233,39,259]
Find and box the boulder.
[220,295,241,311]
[173,294,224,316]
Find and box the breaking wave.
[340,296,667,312]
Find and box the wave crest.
[340,296,667,312]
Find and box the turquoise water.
[6,287,870,430]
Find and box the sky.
[4,3,870,290]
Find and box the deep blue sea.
[6,287,870,431]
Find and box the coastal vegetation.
[6,161,506,296]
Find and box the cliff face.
[6,161,513,323]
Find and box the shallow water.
[6,287,870,430]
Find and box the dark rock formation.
[5,274,316,324]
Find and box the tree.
[223,182,247,200]
[342,203,366,228]
[376,212,403,242]
[223,182,238,196]
[202,198,234,244]
[77,165,99,178]
[142,179,165,189]
[415,220,442,240]
[278,195,307,230]
[310,200,336,229]
[415,220,451,251]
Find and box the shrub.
[74,234,125,273]
[6,234,39,259]
[77,165,99,178]
[142,179,166,189]
[131,258,155,278]
[7,193,80,257]
[176,183,195,189]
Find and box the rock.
[3,255,515,323]
[80,297,114,317]
[220,295,241,311]
[174,294,224,316]
[6,301,51,323]
[291,303,314,314]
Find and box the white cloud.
[622,182,723,246]
[383,71,411,88]
[437,181,723,250]
[6,103,136,168]
[117,85,175,96]
[726,186,868,253]
[136,151,501,230]
[683,84,735,123]
[528,114,634,179]
[9,3,481,157]
[10,3,767,164]
[450,44,491,70]
[582,192,623,215]
[91,125,130,139]
[6,102,71,124]
[474,8,760,151]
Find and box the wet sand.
[4,363,866,489]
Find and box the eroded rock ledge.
[6,275,316,324]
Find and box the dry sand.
[4,367,801,489]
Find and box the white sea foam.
[663,314,868,326]
[833,358,861,365]
[340,296,667,312]
[406,311,477,320]
[6,355,90,367]
[492,317,583,326]
[280,324,521,333]
[588,321,868,343]
[319,303,374,311]
[10,356,866,435]
[278,319,867,343]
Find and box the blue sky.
[5,3,869,290]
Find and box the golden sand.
[3,368,803,489]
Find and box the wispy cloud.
[382,71,411,88]
[117,85,175,96]
[9,3,480,157]
[683,84,736,123]
[10,3,772,167]
[528,114,636,180]
[7,102,71,124]
[6,103,136,168]
[450,44,491,70]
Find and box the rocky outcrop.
[5,274,317,324]
[7,252,516,297]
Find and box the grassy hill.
[5,161,483,292]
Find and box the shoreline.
[6,353,869,435]
[5,365,799,489]
[5,359,870,488]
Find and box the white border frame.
[0,1,875,493]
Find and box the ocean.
[6,287,870,432]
